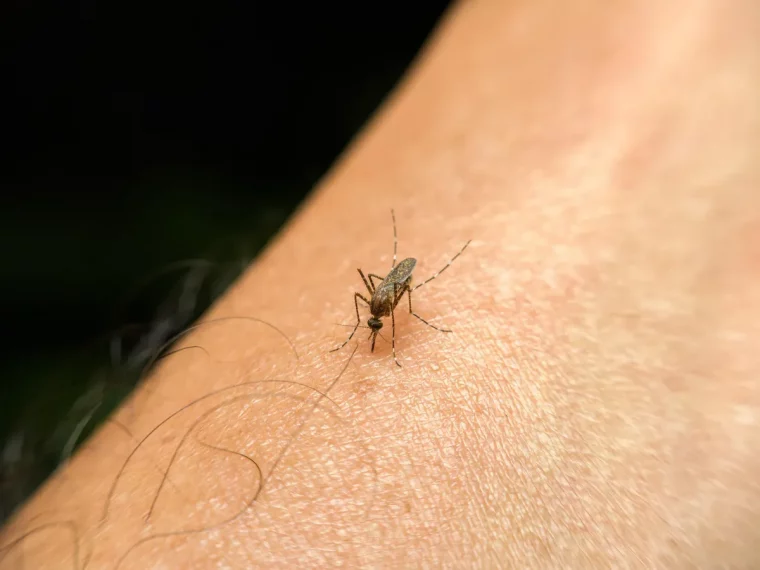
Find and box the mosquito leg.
[391,303,401,367]
[331,293,370,352]
[391,282,401,367]
[391,209,398,268]
[411,312,452,333]
[368,273,385,290]
[407,287,452,333]
[357,268,374,294]
[392,282,407,308]
[412,239,472,292]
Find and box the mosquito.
[331,209,471,366]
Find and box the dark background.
[1,1,452,523]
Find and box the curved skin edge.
[4,0,760,567]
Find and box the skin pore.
[3,0,760,567]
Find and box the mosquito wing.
[371,258,416,315]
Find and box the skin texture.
[3,0,760,567]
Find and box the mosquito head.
[367,317,382,352]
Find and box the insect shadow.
[331,209,471,366]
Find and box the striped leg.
[411,240,471,291]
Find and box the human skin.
[3,0,760,567]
